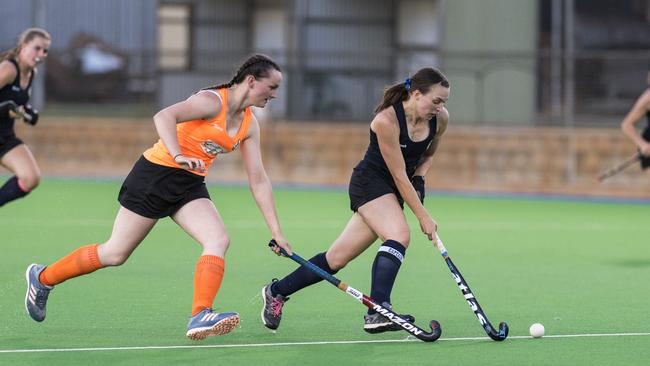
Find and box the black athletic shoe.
[363,303,415,334]
[261,279,289,330]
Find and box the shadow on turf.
[608,259,650,268]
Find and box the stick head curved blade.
[416,320,442,342]
[490,322,509,341]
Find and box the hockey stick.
[598,152,642,182]
[434,235,508,341]
[0,100,30,121]
[0,100,19,114]
[269,240,442,342]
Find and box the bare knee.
[202,235,230,256]
[325,251,348,271]
[388,231,410,248]
[19,174,40,191]
[97,244,132,267]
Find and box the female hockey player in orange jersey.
[25,54,292,340]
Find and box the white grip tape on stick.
[434,234,448,256]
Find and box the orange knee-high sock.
[39,244,103,286]
[191,255,225,316]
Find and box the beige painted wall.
[11,118,649,198]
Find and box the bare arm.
[0,61,16,90]
[152,91,220,172]
[373,111,436,239]
[240,116,292,255]
[620,89,650,156]
[413,107,449,177]
[0,62,28,120]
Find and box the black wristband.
[23,105,39,125]
[411,176,425,203]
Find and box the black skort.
[118,156,210,219]
[0,135,23,158]
[348,167,404,212]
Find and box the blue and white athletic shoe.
[186,308,240,340]
[25,264,53,322]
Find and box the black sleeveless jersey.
[355,102,437,180]
[0,59,34,137]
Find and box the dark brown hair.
[374,67,449,113]
[204,54,281,90]
[1,28,51,62]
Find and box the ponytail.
[374,83,410,114]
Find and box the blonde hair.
[1,28,51,62]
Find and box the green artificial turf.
[1,179,648,365]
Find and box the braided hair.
[0,28,51,62]
[203,54,281,91]
[374,67,449,114]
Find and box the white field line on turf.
[1,333,649,354]
[0,218,641,231]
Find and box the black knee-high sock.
[0,176,29,207]
[369,240,406,314]
[271,252,338,297]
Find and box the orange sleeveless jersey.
[143,88,252,176]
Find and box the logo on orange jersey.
[201,140,225,156]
